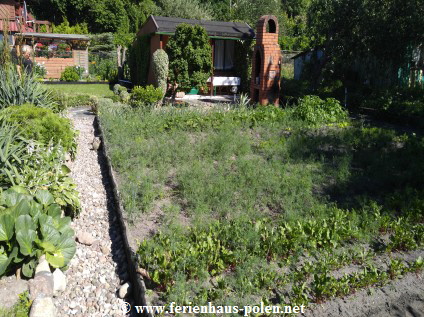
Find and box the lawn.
[45,83,114,97]
[99,103,424,313]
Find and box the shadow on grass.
[286,125,424,214]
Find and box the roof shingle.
[146,15,254,39]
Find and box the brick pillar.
[250,15,282,106]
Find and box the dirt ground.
[304,266,424,317]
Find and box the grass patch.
[45,83,113,97]
[99,103,424,312]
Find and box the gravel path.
[55,107,131,317]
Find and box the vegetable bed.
[99,101,424,315]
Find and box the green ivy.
[129,34,151,86]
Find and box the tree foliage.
[307,0,424,87]
[157,0,212,20]
[167,24,212,91]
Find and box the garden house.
[135,15,254,94]
[0,0,51,42]
[18,32,90,79]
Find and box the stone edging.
[95,116,152,317]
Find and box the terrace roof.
[138,15,254,40]
[19,32,90,41]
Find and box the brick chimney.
[250,15,282,106]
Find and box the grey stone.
[76,231,96,246]
[53,269,67,294]
[118,282,131,299]
[35,256,50,275]
[29,272,54,301]
[0,276,28,309]
[29,296,56,317]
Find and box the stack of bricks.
[250,15,282,106]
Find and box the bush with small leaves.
[2,105,76,153]
[131,85,163,107]
[152,49,169,97]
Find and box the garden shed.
[18,32,90,79]
[134,15,254,94]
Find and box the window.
[214,40,235,71]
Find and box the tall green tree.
[156,0,213,20]
[231,0,282,27]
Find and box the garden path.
[55,107,131,317]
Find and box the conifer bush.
[152,49,169,97]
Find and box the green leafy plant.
[0,65,56,110]
[113,84,127,95]
[0,187,76,278]
[60,66,84,81]
[167,23,212,91]
[130,85,163,107]
[2,105,77,154]
[152,49,169,97]
[292,95,348,125]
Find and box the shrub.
[128,34,151,86]
[131,85,163,107]
[2,105,76,153]
[0,65,56,110]
[113,84,127,95]
[119,90,130,103]
[0,186,76,278]
[60,66,84,81]
[292,95,349,125]
[167,24,212,91]
[34,62,47,79]
[152,49,169,96]
[50,93,99,110]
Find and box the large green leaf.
[38,240,56,253]
[0,214,14,242]
[3,189,25,208]
[12,199,31,217]
[56,232,76,267]
[22,259,36,278]
[46,251,65,268]
[57,217,71,233]
[16,229,36,256]
[47,204,61,218]
[38,214,54,228]
[15,215,36,232]
[40,223,60,244]
[35,190,54,206]
[0,253,9,276]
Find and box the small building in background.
[134,15,254,95]
[19,32,90,79]
[0,1,90,79]
[291,49,324,81]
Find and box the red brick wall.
[250,15,282,106]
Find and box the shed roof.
[19,32,90,41]
[139,15,254,40]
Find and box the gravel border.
[55,107,136,317]
[95,115,151,317]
